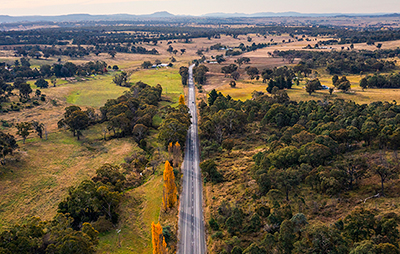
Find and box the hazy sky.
[1,0,400,16]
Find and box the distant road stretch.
[178,64,206,254]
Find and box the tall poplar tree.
[152,221,167,254]
[162,161,177,210]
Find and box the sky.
[1,0,400,16]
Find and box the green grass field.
[129,68,184,106]
[97,175,164,254]
[65,73,129,107]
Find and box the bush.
[211,231,223,239]
[209,217,220,231]
[91,216,114,233]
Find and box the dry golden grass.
[0,127,136,230]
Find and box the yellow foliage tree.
[168,142,173,161]
[162,160,177,210]
[179,94,185,105]
[172,142,182,167]
[152,221,167,254]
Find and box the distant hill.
[0,11,396,24]
[202,12,393,18]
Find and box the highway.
[178,64,206,254]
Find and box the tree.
[235,57,250,68]
[132,124,148,143]
[16,122,32,144]
[180,49,186,55]
[269,167,300,201]
[334,76,351,92]
[360,77,368,91]
[229,80,236,88]
[193,65,209,85]
[221,64,238,76]
[0,131,18,165]
[294,224,349,253]
[35,78,48,88]
[152,221,167,254]
[305,78,321,95]
[179,66,189,85]
[162,161,177,210]
[59,108,90,140]
[141,61,152,69]
[243,243,266,254]
[108,50,117,58]
[245,66,259,80]
[344,208,376,242]
[172,142,182,167]
[19,83,32,99]
[31,121,44,139]
[200,159,223,183]
[92,164,126,192]
[278,220,295,254]
[51,76,57,87]
[337,156,367,190]
[361,121,379,146]
[231,71,240,81]
[113,72,128,87]
[179,94,185,105]
[158,118,189,148]
[373,164,397,196]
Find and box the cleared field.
[0,125,136,229]
[97,175,164,254]
[129,67,184,105]
[217,77,400,104]
[66,73,129,107]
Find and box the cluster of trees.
[264,67,295,93]
[200,87,400,253]
[0,163,127,253]
[100,81,162,139]
[158,103,191,148]
[152,221,168,254]
[360,73,400,89]
[250,98,400,197]
[59,164,126,229]
[221,64,240,80]
[0,78,47,112]
[9,38,159,57]
[0,58,107,83]
[210,204,400,253]
[193,65,209,85]
[276,50,397,75]
[179,66,189,86]
[0,214,99,254]
[58,81,164,141]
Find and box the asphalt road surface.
[178,65,206,254]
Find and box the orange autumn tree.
[168,142,173,161]
[162,160,177,210]
[172,141,182,167]
[179,94,185,105]
[151,221,167,254]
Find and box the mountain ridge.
[0,11,398,23]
